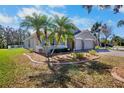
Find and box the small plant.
[89,50,97,55]
[107,47,112,50]
[73,53,84,60]
[95,46,100,49]
[29,48,34,53]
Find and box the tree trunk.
[98,32,101,46]
[50,35,61,56]
[105,37,107,48]
[36,31,41,43]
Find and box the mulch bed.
[50,53,100,64]
[24,52,100,65]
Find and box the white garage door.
[84,40,94,49]
[75,39,82,50]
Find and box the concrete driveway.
[97,49,124,57]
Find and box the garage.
[75,38,83,50]
[74,30,97,51]
[83,39,94,50]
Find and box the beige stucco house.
[23,30,97,53]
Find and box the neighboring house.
[23,30,97,53]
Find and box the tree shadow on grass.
[78,61,113,75]
[28,65,78,87]
[28,61,113,87]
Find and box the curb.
[23,53,43,64]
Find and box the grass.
[24,54,124,88]
[0,48,124,87]
[0,48,50,88]
[0,48,30,87]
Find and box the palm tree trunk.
[50,35,61,56]
[36,31,41,43]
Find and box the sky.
[0,5,124,37]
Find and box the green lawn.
[0,48,30,87]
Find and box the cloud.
[0,13,16,25]
[106,20,113,26]
[49,10,66,17]
[17,6,67,19]
[17,7,42,19]
[71,16,95,29]
[119,6,124,13]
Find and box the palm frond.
[117,20,124,27]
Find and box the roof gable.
[75,30,96,40]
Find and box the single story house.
[74,30,97,51]
[23,30,97,53]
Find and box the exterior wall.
[74,39,83,50]
[83,40,94,49]
[24,30,96,52]
[74,30,97,51]
[24,34,68,53]
[74,39,94,50]
[24,34,40,51]
[24,40,29,48]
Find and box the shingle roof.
[74,30,81,35]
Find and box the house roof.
[23,32,36,41]
[24,29,97,42]
[74,30,81,35]
[74,30,97,41]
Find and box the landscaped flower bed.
[51,51,100,64]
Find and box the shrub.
[107,47,112,50]
[50,48,70,53]
[73,53,84,60]
[89,50,97,55]
[95,46,100,49]
[29,48,34,53]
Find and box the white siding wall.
[74,31,96,50]
[84,40,94,49]
[75,39,82,50]
[24,40,29,48]
[24,37,38,50]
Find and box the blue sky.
[0,5,124,37]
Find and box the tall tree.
[111,35,122,46]
[91,22,102,46]
[82,5,123,14]
[101,24,112,47]
[0,25,5,48]
[50,15,77,55]
[20,13,46,43]
[0,24,30,49]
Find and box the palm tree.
[83,5,122,14]
[101,24,112,47]
[112,35,122,46]
[117,20,124,27]
[91,22,102,46]
[20,13,55,54]
[20,13,46,43]
[50,15,77,55]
